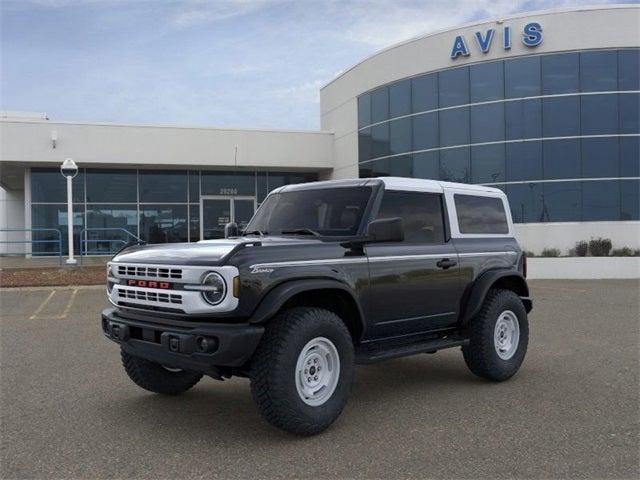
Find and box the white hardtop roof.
[273,176,504,196]
[379,177,504,195]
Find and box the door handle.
[436,258,457,269]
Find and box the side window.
[376,191,445,243]
[454,194,509,234]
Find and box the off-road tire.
[462,288,529,381]
[121,349,203,395]
[250,307,354,436]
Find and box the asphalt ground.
[1,280,638,479]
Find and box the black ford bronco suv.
[102,177,532,435]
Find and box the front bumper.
[101,308,264,373]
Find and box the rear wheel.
[121,349,203,395]
[462,289,529,381]
[250,307,354,436]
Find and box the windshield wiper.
[280,228,321,237]
[243,230,267,236]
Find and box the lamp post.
[60,158,78,265]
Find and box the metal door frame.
[200,195,256,240]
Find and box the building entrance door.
[200,196,256,240]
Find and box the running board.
[355,336,469,364]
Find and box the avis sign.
[450,22,543,59]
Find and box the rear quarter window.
[454,194,509,234]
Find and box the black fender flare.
[461,269,531,325]
[249,278,366,334]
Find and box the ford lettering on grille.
[125,279,172,289]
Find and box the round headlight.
[201,272,226,305]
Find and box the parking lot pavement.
[1,280,638,479]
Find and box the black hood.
[111,236,325,266]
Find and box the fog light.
[195,336,218,353]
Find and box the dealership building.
[1,5,638,257]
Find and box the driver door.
[365,190,462,339]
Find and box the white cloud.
[170,0,284,29]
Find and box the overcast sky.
[0,0,629,129]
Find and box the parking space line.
[53,288,78,319]
[29,290,56,320]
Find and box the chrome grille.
[117,287,182,305]
[117,265,182,280]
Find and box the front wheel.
[121,350,203,395]
[462,289,529,381]
[250,307,354,436]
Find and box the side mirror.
[224,222,239,238]
[366,217,404,243]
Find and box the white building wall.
[0,186,26,254]
[0,120,335,171]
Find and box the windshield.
[245,187,373,237]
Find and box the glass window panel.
[370,86,389,123]
[506,183,543,223]
[440,147,470,183]
[85,205,137,254]
[454,194,509,234]
[358,94,371,128]
[542,52,579,94]
[621,179,640,220]
[389,79,411,118]
[31,168,84,203]
[505,99,542,140]
[582,137,619,178]
[412,73,438,113]
[368,158,391,177]
[582,181,620,221]
[580,51,617,92]
[189,204,200,241]
[543,139,581,179]
[139,170,187,203]
[620,136,640,177]
[359,128,372,162]
[439,67,469,108]
[470,103,504,143]
[542,97,580,137]
[412,112,438,151]
[618,49,640,91]
[619,93,639,134]
[543,182,581,222]
[470,61,504,102]
[389,117,412,155]
[188,171,200,203]
[359,163,374,178]
[267,172,317,192]
[256,173,268,203]
[31,204,84,255]
[139,205,188,243]
[471,144,505,184]
[86,169,137,203]
[413,151,439,180]
[387,155,413,177]
[506,141,543,182]
[581,94,618,135]
[371,123,390,158]
[377,191,445,243]
[439,107,469,147]
[201,172,255,196]
[505,56,541,98]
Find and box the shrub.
[540,248,560,257]
[611,247,634,256]
[634,249,640,257]
[525,250,536,257]
[574,241,589,257]
[589,237,612,257]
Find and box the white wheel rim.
[494,310,520,360]
[295,337,340,407]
